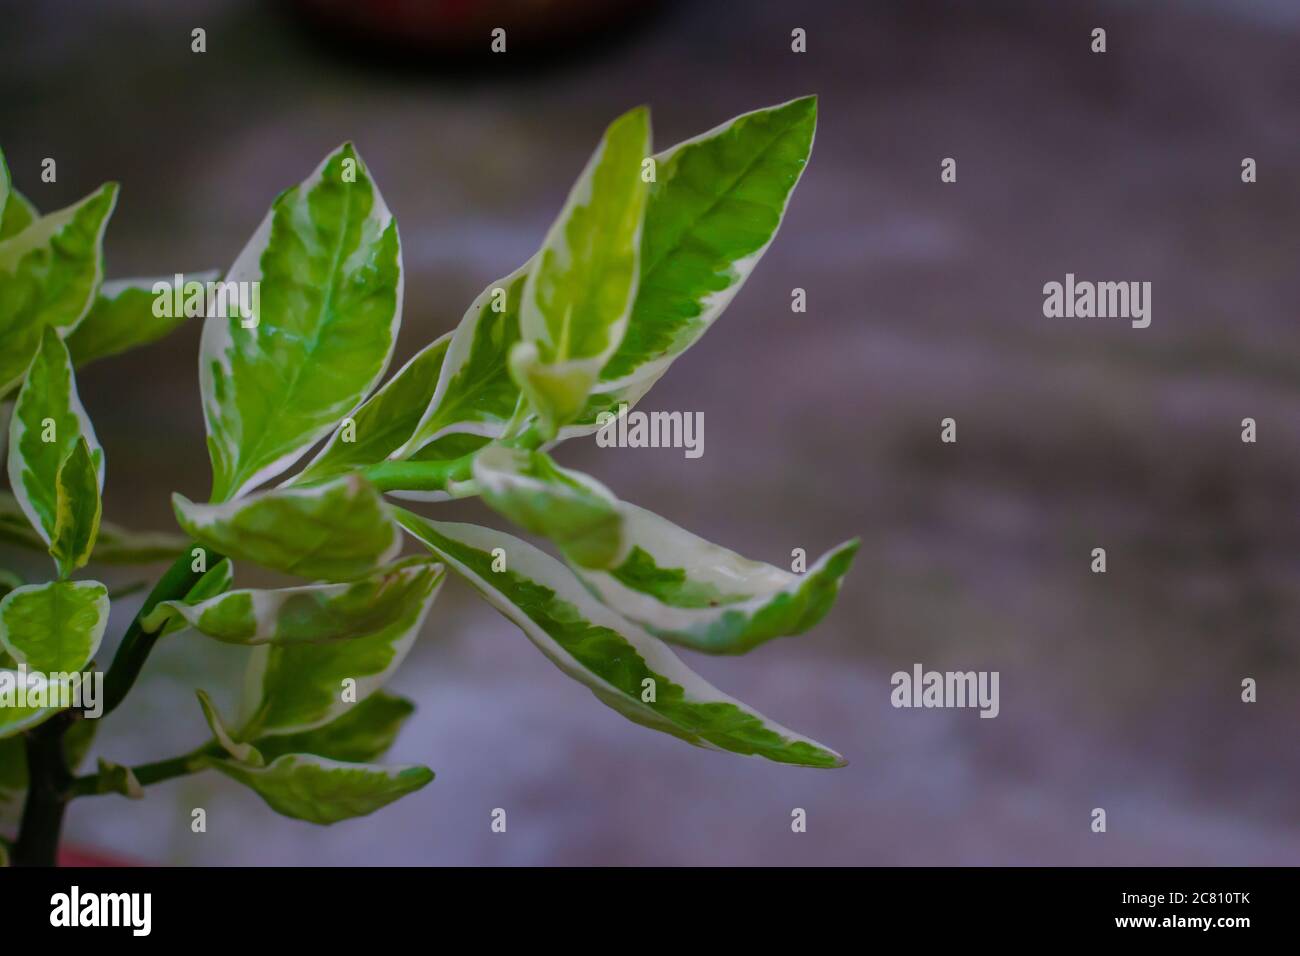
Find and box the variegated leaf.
[254,691,414,764]
[173,474,400,582]
[6,328,104,553]
[203,753,432,825]
[509,107,650,436]
[0,182,117,395]
[395,510,844,768]
[237,565,443,737]
[473,446,623,568]
[66,271,219,368]
[145,558,442,647]
[201,143,402,501]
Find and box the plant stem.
[14,546,219,866]
[68,742,220,798]
[12,711,76,867]
[102,547,222,717]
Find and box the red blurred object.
[289,0,661,57]
[57,846,136,867]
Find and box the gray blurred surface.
[1,0,1298,864]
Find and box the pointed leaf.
[295,332,451,486]
[0,190,35,241]
[66,271,219,368]
[254,691,415,764]
[473,446,623,568]
[0,579,108,673]
[238,565,443,736]
[7,327,104,550]
[395,510,844,768]
[603,95,816,387]
[0,182,117,394]
[578,502,858,655]
[391,265,529,459]
[50,437,102,577]
[173,474,400,581]
[202,143,402,501]
[203,753,432,825]
[510,107,650,435]
[196,689,263,765]
[160,556,234,635]
[145,558,442,646]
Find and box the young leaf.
[66,272,219,368]
[173,474,400,582]
[395,510,845,768]
[201,143,402,501]
[473,446,624,569]
[254,691,415,764]
[0,579,108,673]
[603,95,816,387]
[295,332,452,486]
[237,565,443,737]
[0,182,118,394]
[537,97,818,445]
[91,758,145,799]
[202,753,432,825]
[576,503,858,655]
[196,690,263,765]
[390,265,529,460]
[510,107,650,436]
[50,437,102,578]
[7,328,105,551]
[145,558,442,646]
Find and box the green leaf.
[0,182,118,395]
[66,272,218,368]
[540,98,818,444]
[0,669,85,738]
[202,142,403,501]
[0,579,109,673]
[238,564,444,737]
[510,107,650,435]
[173,474,400,582]
[295,332,452,486]
[577,503,858,655]
[159,556,233,635]
[0,190,35,242]
[145,558,442,646]
[390,265,529,460]
[50,437,102,578]
[255,691,415,763]
[203,753,432,825]
[603,95,816,386]
[395,510,845,768]
[473,446,623,568]
[196,689,263,765]
[7,327,104,554]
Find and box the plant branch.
[101,546,223,717]
[68,741,221,798]
[12,711,77,866]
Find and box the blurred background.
[2,0,1298,864]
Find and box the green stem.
[12,711,76,867]
[68,742,220,798]
[102,546,223,717]
[364,455,476,492]
[14,546,220,866]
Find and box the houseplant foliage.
[0,94,857,866]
